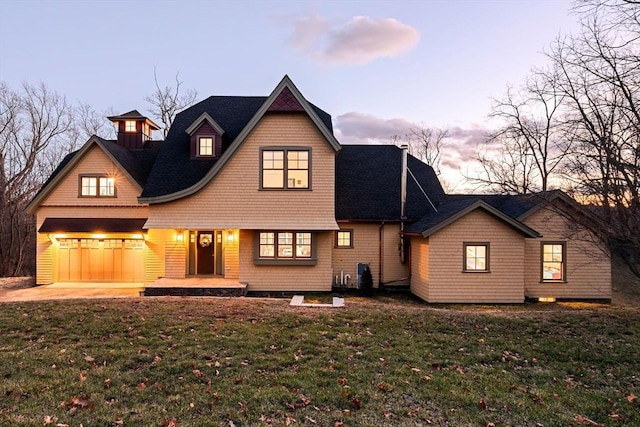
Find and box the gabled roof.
[335,145,446,221]
[139,75,338,203]
[404,198,540,238]
[185,112,225,135]
[26,136,161,214]
[446,190,584,221]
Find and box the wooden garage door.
[57,239,144,282]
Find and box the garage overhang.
[38,218,147,234]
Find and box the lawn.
[0,296,638,426]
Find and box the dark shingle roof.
[99,137,162,187]
[141,96,333,198]
[335,145,446,221]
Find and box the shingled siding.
[145,229,167,284]
[522,207,611,300]
[42,146,142,207]
[409,238,429,301]
[223,230,239,279]
[383,224,410,284]
[427,209,525,303]
[331,223,380,288]
[238,230,333,292]
[145,114,337,230]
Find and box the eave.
[419,200,540,238]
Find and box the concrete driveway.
[0,282,143,302]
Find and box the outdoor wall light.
[176,230,184,242]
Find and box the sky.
[0,0,580,190]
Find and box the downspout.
[379,222,384,286]
[400,144,408,263]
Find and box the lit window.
[336,230,352,248]
[99,177,115,196]
[463,243,489,272]
[125,121,136,132]
[541,242,566,281]
[81,176,97,196]
[261,149,309,189]
[199,137,214,156]
[80,175,115,197]
[258,231,312,260]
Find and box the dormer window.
[125,121,137,133]
[198,137,214,156]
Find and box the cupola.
[107,110,161,150]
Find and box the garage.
[39,218,148,283]
[57,238,144,283]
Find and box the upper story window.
[541,242,566,282]
[336,230,353,248]
[199,137,214,156]
[463,242,489,272]
[125,121,136,133]
[261,148,310,189]
[80,175,115,197]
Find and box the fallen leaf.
[103,378,111,389]
[84,356,95,363]
[352,398,361,409]
[627,393,637,403]
[137,382,146,389]
[79,371,87,382]
[43,415,57,425]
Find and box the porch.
[143,277,247,297]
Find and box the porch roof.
[38,218,147,234]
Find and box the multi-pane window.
[259,231,312,259]
[336,230,353,248]
[463,243,489,272]
[199,137,214,156]
[125,120,136,132]
[541,242,566,281]
[261,149,309,189]
[80,176,115,197]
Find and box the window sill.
[254,258,317,266]
[259,188,312,191]
[540,280,567,283]
[462,270,491,273]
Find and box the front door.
[197,231,214,275]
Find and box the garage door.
[57,239,144,282]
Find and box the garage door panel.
[57,238,144,283]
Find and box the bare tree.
[469,69,569,194]
[549,0,640,275]
[0,82,78,276]
[391,124,448,176]
[145,69,198,138]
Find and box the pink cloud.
[288,15,419,65]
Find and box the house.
[26,76,611,302]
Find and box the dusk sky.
[0,0,580,190]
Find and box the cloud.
[288,15,419,65]
[334,112,415,144]
[440,125,491,169]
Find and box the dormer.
[108,110,161,150]
[186,112,225,158]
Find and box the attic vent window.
[125,121,136,132]
[198,137,214,156]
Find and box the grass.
[0,296,638,426]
